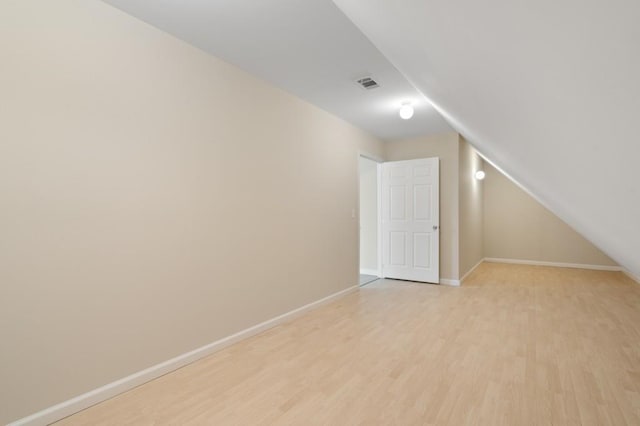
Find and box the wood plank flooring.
[56,263,640,425]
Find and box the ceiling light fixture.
[475,170,486,180]
[399,102,414,120]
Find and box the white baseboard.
[483,257,622,272]
[460,258,485,283]
[359,268,379,277]
[440,278,460,286]
[623,269,640,284]
[9,285,359,426]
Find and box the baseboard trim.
[460,259,485,283]
[359,268,379,277]
[9,285,359,426]
[483,257,622,272]
[622,269,640,284]
[440,278,460,286]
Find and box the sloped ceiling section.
[334,0,640,277]
[101,0,452,140]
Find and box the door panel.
[413,233,431,269]
[414,185,431,220]
[382,158,439,283]
[390,231,407,266]
[390,185,406,220]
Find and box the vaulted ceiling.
[334,0,640,277]
[101,0,452,140]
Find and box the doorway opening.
[359,155,381,286]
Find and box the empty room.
[2,0,640,425]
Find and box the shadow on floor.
[359,274,379,286]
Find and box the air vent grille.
[356,77,380,90]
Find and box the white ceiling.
[334,0,640,277]
[100,0,452,141]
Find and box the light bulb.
[399,104,414,120]
[475,170,486,180]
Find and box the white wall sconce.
[475,170,486,180]
[399,102,414,120]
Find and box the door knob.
[433,225,439,230]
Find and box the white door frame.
[358,152,383,279]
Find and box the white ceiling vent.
[356,76,380,90]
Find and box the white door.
[382,158,439,283]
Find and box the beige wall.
[383,133,614,280]
[458,138,484,278]
[0,1,383,423]
[384,133,460,280]
[359,157,378,272]
[483,164,617,266]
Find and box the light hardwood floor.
[56,263,640,425]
